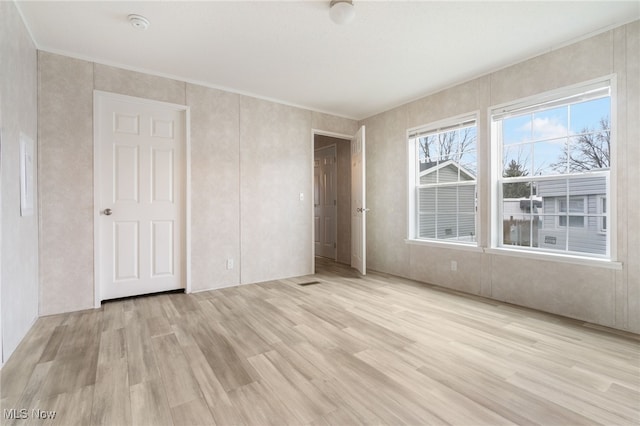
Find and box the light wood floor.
[2,258,639,426]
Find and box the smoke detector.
[128,14,150,30]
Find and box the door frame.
[314,143,338,261]
[311,129,352,273]
[93,90,191,308]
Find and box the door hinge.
[334,200,337,206]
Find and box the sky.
[413,95,610,182]
[502,96,610,176]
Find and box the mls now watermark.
[4,408,57,420]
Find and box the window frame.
[407,112,480,246]
[490,77,615,260]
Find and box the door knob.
[103,208,113,216]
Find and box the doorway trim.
[93,90,191,308]
[311,129,352,273]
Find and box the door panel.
[114,145,139,202]
[151,118,174,139]
[114,221,139,281]
[324,216,334,249]
[151,221,174,277]
[114,113,139,134]
[351,126,366,275]
[97,93,185,301]
[314,146,337,259]
[152,148,174,202]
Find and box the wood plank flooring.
[2,258,639,425]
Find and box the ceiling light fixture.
[329,0,355,25]
[128,14,150,30]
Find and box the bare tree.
[552,117,610,173]
[419,127,476,163]
[502,145,532,176]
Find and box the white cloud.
[520,117,568,140]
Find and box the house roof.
[419,160,476,181]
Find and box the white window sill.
[484,247,623,270]
[404,239,623,270]
[405,239,484,253]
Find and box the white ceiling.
[16,1,640,120]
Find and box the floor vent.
[298,281,321,286]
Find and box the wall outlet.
[299,192,304,201]
[226,259,234,270]
[450,260,457,272]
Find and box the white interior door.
[96,93,185,301]
[351,126,366,275]
[314,146,337,259]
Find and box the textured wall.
[94,64,186,105]
[186,84,240,291]
[0,1,39,362]
[620,21,640,331]
[38,53,94,316]
[312,112,358,137]
[239,97,313,284]
[361,21,640,332]
[37,52,357,314]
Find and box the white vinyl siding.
[536,176,607,255]
[418,184,476,240]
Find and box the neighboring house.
[536,177,607,255]
[418,160,476,241]
[419,160,476,185]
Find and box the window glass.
[494,82,611,258]
[409,117,477,244]
[532,106,568,140]
[502,114,532,144]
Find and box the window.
[558,197,585,228]
[492,80,611,258]
[408,115,477,244]
[598,196,607,233]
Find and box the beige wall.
[239,97,312,283]
[361,21,640,333]
[38,54,94,315]
[314,135,352,264]
[187,85,241,292]
[37,52,357,315]
[0,1,39,362]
